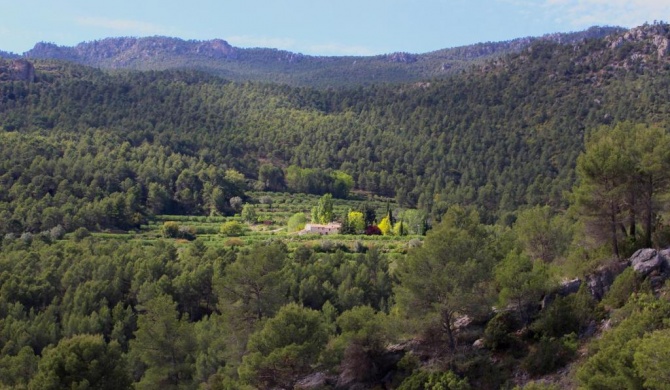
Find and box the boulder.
[658,248,670,271]
[542,278,582,309]
[630,248,662,276]
[295,372,334,390]
[558,278,582,296]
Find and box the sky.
[1,0,669,56]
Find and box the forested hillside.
[2,23,670,233]
[2,23,670,389]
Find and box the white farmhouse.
[300,222,341,235]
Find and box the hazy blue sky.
[2,0,669,56]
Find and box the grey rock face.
[630,248,662,276]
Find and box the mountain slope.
[2,24,670,224]
[10,26,624,87]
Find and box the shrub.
[531,285,598,338]
[259,196,273,208]
[483,311,518,351]
[516,381,561,389]
[353,241,367,253]
[398,370,471,390]
[178,225,196,241]
[49,225,66,240]
[407,238,422,248]
[601,268,640,309]
[72,227,90,241]
[522,335,577,377]
[20,232,33,245]
[365,225,382,235]
[455,352,507,390]
[241,204,257,223]
[220,221,246,237]
[161,221,180,238]
[287,212,307,232]
[229,196,243,212]
[224,237,245,247]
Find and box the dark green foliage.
[7,29,670,227]
[216,241,288,324]
[398,370,471,390]
[72,227,90,241]
[320,305,391,377]
[522,335,577,377]
[258,163,286,192]
[577,294,670,389]
[0,346,39,388]
[287,247,392,313]
[0,130,246,234]
[483,311,519,351]
[571,122,670,257]
[531,285,598,338]
[286,166,353,199]
[601,268,641,309]
[130,294,196,388]
[30,334,131,390]
[495,250,550,324]
[162,221,196,240]
[395,206,500,349]
[3,26,670,388]
[238,303,328,389]
[453,351,508,390]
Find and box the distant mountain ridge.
[1,26,624,87]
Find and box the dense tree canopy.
[3,25,670,389]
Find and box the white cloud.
[541,0,670,28]
[75,17,166,35]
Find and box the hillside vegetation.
[2,24,670,231]
[1,22,670,389]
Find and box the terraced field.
[88,191,424,256]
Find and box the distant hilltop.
[25,37,238,65]
[0,26,626,87]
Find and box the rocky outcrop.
[543,247,670,306]
[630,248,663,276]
[585,260,630,300]
[25,37,238,66]
[295,372,336,389]
[558,278,582,296]
[607,23,670,60]
[387,52,418,63]
[629,248,670,290]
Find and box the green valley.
[2,22,670,389]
